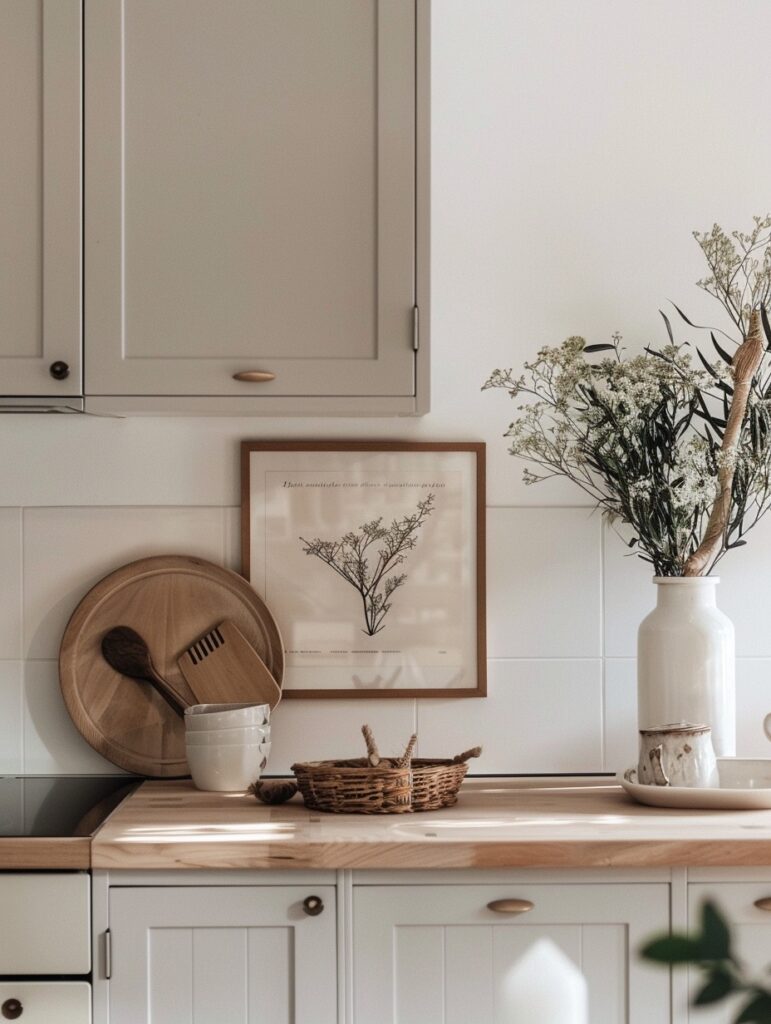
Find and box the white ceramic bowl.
[185,724,270,746]
[184,702,270,730]
[186,741,271,792]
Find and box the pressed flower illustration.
[300,494,435,635]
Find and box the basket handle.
[452,746,482,764]
[361,724,381,767]
[396,733,418,769]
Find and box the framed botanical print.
[241,441,486,698]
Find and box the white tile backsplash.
[487,508,602,658]
[22,661,124,774]
[23,506,226,659]
[0,662,23,774]
[603,659,636,775]
[0,502,765,776]
[268,697,417,776]
[417,659,603,774]
[0,509,22,659]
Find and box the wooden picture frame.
[241,441,486,698]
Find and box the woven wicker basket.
[291,726,481,814]
[411,750,482,811]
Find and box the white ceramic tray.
[620,758,771,810]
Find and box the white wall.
[2,0,771,776]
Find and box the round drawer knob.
[49,361,70,381]
[2,998,23,1019]
[303,895,324,917]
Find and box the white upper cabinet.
[0,0,82,405]
[85,0,427,414]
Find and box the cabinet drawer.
[0,983,90,1024]
[0,874,90,974]
[688,883,771,1023]
[353,883,671,1024]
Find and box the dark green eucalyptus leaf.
[640,935,704,964]
[736,991,771,1023]
[583,344,616,353]
[700,901,732,960]
[671,302,700,328]
[711,332,735,366]
[693,969,735,1006]
[697,349,719,379]
[659,310,675,344]
[762,304,771,351]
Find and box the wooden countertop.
[90,777,771,870]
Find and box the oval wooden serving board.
[59,555,284,777]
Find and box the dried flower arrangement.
[484,217,771,576]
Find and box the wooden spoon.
[101,626,188,716]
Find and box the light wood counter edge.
[89,778,771,871]
[0,837,90,870]
[90,838,771,871]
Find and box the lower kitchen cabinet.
[352,882,672,1024]
[106,885,337,1024]
[687,881,771,1024]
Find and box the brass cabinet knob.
[486,898,535,915]
[232,371,276,382]
[754,897,771,912]
[303,895,324,917]
[1,999,23,1019]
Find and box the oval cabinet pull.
[303,894,324,917]
[232,370,276,383]
[754,897,771,912]
[1,998,23,1020]
[486,898,535,915]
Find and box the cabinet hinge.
[412,305,420,352]
[104,928,112,980]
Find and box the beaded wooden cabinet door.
[352,883,672,1024]
[687,882,771,1024]
[107,885,337,1024]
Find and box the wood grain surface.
[177,619,281,708]
[59,556,283,777]
[91,777,771,870]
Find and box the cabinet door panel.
[688,883,771,1024]
[86,0,416,398]
[353,884,671,1024]
[108,886,336,1024]
[0,0,81,396]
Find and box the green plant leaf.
[660,309,675,344]
[583,344,616,353]
[736,991,771,1022]
[693,969,735,1005]
[761,304,771,351]
[711,332,735,366]
[640,935,704,964]
[701,901,732,960]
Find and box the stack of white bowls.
[184,702,271,792]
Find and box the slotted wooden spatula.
[177,620,282,709]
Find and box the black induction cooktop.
[0,775,137,838]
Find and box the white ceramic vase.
[637,577,735,756]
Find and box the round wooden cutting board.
[59,555,284,777]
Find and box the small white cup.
[186,740,270,792]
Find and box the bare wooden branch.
[684,309,765,576]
